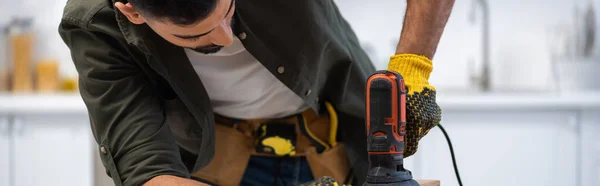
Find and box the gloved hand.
[387,54,442,158]
[300,176,346,186]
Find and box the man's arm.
[384,0,454,158]
[396,0,455,59]
[144,175,209,186]
[59,20,206,186]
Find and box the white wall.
[335,0,600,91]
[0,0,76,78]
[1,0,599,92]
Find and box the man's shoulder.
[60,0,118,31]
[60,0,133,43]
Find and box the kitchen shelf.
[437,91,600,110]
[1,91,600,114]
[0,93,86,114]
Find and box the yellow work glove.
[300,176,346,186]
[387,54,442,158]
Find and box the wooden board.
[416,179,441,186]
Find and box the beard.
[189,45,224,54]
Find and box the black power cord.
[436,124,463,186]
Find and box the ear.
[115,2,146,24]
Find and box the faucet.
[469,0,491,92]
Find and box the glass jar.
[0,23,8,92]
[7,17,35,93]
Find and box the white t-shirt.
[184,36,309,119]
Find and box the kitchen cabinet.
[0,116,10,186]
[12,114,94,186]
[581,110,600,186]
[406,110,580,186]
[0,93,599,186]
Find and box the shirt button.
[277,66,285,74]
[238,32,247,40]
[100,146,107,154]
[305,89,312,96]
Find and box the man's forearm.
[144,175,210,186]
[396,0,455,59]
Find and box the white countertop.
[0,92,599,114]
[0,93,88,114]
[436,91,600,110]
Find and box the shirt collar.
[111,0,151,53]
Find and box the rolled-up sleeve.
[58,21,190,186]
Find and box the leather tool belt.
[214,104,335,157]
[192,102,352,186]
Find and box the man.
[58,0,454,185]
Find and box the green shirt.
[58,0,375,185]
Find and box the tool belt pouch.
[191,124,253,186]
[301,109,352,183]
[306,143,351,184]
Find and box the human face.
[145,0,236,54]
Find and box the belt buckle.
[255,122,297,156]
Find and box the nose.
[209,20,233,46]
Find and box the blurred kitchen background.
[0,0,599,186]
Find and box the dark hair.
[129,0,218,25]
